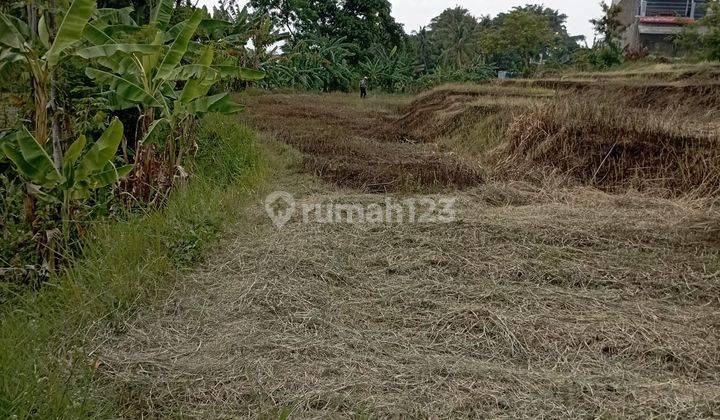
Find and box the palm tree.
[428,7,481,69]
[411,26,433,73]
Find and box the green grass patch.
[0,114,266,418]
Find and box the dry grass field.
[93,66,720,417]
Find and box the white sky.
[196,0,603,45]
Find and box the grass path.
[92,95,720,418]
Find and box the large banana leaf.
[83,23,115,45]
[185,93,244,115]
[61,135,86,184]
[38,15,51,49]
[76,43,163,59]
[198,19,232,34]
[0,13,26,51]
[170,64,219,81]
[83,24,125,73]
[96,7,136,25]
[156,10,203,80]
[45,0,96,68]
[163,21,184,43]
[197,44,214,66]
[141,30,165,77]
[0,131,36,181]
[6,14,31,39]
[76,118,123,178]
[86,68,162,107]
[140,118,170,146]
[86,162,133,189]
[63,134,87,168]
[71,161,132,199]
[0,49,27,65]
[179,71,218,103]
[177,45,217,103]
[103,24,143,37]
[151,0,174,30]
[0,128,61,188]
[105,91,137,110]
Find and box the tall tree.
[250,0,405,62]
[481,10,554,70]
[591,1,624,45]
[495,5,583,62]
[410,26,433,73]
[427,7,481,69]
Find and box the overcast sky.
[196,0,603,45]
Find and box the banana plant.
[359,45,414,92]
[76,1,263,194]
[0,0,96,167]
[79,2,264,121]
[266,36,354,91]
[0,118,131,242]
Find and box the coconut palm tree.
[428,7,481,69]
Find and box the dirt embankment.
[496,100,720,196]
[240,93,483,192]
[386,81,720,197]
[240,76,720,198]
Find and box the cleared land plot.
[95,77,720,417]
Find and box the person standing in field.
[360,76,368,99]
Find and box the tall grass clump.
[0,115,265,418]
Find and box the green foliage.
[215,2,588,91]
[359,45,414,92]
[0,119,130,200]
[414,59,496,90]
[586,1,624,67]
[676,0,720,60]
[0,119,132,244]
[481,10,555,72]
[0,0,97,144]
[0,173,43,286]
[0,115,265,418]
[572,44,623,70]
[81,8,262,121]
[250,0,405,63]
[265,35,355,91]
[45,0,97,67]
[427,7,482,69]
[79,4,264,202]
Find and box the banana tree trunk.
[130,108,157,201]
[47,0,62,171]
[32,73,50,145]
[50,78,62,171]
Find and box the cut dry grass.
[94,183,720,418]
[493,99,720,197]
[561,61,720,83]
[388,87,549,144]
